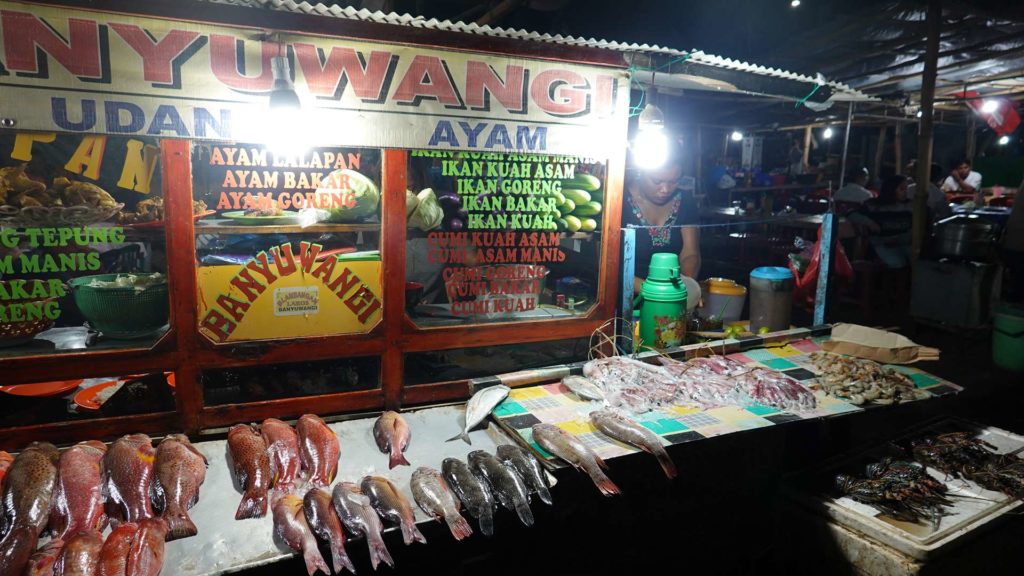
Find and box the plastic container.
[68,274,169,339]
[993,303,1024,372]
[749,266,794,333]
[635,253,687,349]
[698,278,747,324]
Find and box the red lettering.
[292,44,394,100]
[1,11,101,77]
[215,293,250,323]
[465,61,525,112]
[110,25,200,85]
[229,268,266,303]
[270,243,297,277]
[393,55,462,107]
[328,266,359,296]
[297,242,322,273]
[531,69,589,117]
[200,310,235,342]
[310,256,337,284]
[244,252,277,285]
[210,34,275,91]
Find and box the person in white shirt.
[941,158,982,196]
[834,166,873,204]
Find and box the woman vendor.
[623,140,701,292]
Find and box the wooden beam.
[874,125,887,179]
[894,125,903,175]
[802,126,812,172]
[913,0,942,262]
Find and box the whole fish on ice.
[442,457,496,536]
[561,375,606,404]
[227,424,271,519]
[153,434,208,540]
[496,444,553,505]
[361,475,426,545]
[297,415,340,487]
[448,385,510,444]
[273,494,329,576]
[53,530,103,576]
[467,450,533,526]
[50,440,107,541]
[25,538,63,576]
[0,442,59,575]
[303,488,356,575]
[410,466,473,540]
[261,418,301,493]
[332,482,394,570]
[373,410,412,469]
[103,434,156,523]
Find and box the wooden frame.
[0,1,629,450]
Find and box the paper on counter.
[823,323,940,364]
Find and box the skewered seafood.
[810,352,929,405]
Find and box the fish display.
[448,385,510,445]
[25,537,62,576]
[331,482,394,570]
[441,458,496,536]
[560,375,606,403]
[467,451,533,527]
[261,418,302,493]
[1,441,59,536]
[410,466,473,540]
[303,488,356,575]
[273,494,329,576]
[589,409,677,479]
[297,415,340,487]
[53,530,103,576]
[373,411,412,469]
[153,434,208,540]
[496,444,553,505]
[50,440,107,541]
[532,423,621,496]
[103,434,156,523]
[912,432,1024,499]
[97,518,168,576]
[360,475,426,545]
[227,424,272,519]
[0,525,37,575]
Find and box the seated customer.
[834,166,873,210]
[941,158,982,199]
[849,175,914,268]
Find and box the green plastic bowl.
[68,273,169,339]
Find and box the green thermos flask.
[634,252,688,349]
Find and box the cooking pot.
[932,214,997,261]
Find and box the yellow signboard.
[197,243,381,343]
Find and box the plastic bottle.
[635,253,688,349]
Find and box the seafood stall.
[0,1,988,576]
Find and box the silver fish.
[561,375,606,403]
[331,482,394,570]
[589,409,677,479]
[447,385,510,445]
[532,423,621,497]
[496,444,552,505]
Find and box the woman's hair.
[878,174,908,204]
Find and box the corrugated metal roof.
[196,0,876,102]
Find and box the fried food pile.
[116,197,209,224]
[0,164,118,209]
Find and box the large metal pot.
[932,214,997,261]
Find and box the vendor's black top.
[622,189,699,278]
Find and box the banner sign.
[0,1,629,157]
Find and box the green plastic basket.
[68,274,169,339]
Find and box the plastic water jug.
[635,253,688,349]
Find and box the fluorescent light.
[916,110,923,118]
[981,99,999,114]
[823,127,834,139]
[791,0,801,7]
[998,135,1011,146]
[266,55,309,157]
[730,130,744,142]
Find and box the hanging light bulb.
[791,0,801,7]
[632,101,669,170]
[823,127,834,139]
[916,109,923,118]
[998,135,1011,146]
[981,99,999,114]
[730,130,744,142]
[263,39,309,158]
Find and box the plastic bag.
[789,225,853,309]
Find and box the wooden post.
[874,125,887,179]
[802,125,812,172]
[966,113,977,160]
[913,0,942,261]
[696,125,704,196]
